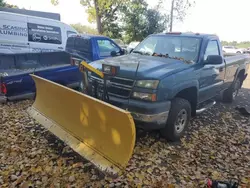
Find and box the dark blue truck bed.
[0,51,81,103]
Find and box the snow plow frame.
[28,67,136,175]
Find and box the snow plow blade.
[27,75,136,175]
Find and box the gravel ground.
[1,74,250,187]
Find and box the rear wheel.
[222,77,241,103]
[160,98,191,141]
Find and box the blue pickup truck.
[87,32,250,141]
[0,35,124,103]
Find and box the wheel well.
[175,87,197,116]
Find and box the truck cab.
[66,34,125,63]
[86,32,249,141]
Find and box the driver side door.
[198,39,226,103]
[95,38,122,59]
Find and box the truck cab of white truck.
[0,11,78,54]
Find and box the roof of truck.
[154,32,218,39]
[69,34,111,39]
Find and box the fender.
[170,79,199,99]
[234,65,246,80]
[230,55,248,80]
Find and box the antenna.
[126,59,140,111]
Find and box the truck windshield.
[132,35,201,63]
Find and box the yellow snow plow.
[27,61,136,175]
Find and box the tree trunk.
[94,0,102,34]
[169,0,174,32]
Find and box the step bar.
[196,101,216,114]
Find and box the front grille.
[89,76,134,98]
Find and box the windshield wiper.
[132,51,143,55]
[152,53,194,64]
[167,56,193,64]
[133,51,152,56]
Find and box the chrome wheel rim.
[175,109,187,134]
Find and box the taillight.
[70,58,80,66]
[71,58,75,66]
[0,83,7,95]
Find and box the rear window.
[66,37,92,52]
[66,37,75,49]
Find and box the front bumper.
[108,96,171,130]
[131,111,170,130]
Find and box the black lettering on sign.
[0,24,28,37]
[28,23,62,44]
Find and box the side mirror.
[205,55,223,65]
[110,51,117,57]
[120,49,125,55]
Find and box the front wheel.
[222,77,241,103]
[160,98,191,141]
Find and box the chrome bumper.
[131,111,170,125]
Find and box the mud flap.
[27,75,136,175]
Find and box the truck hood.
[89,54,191,79]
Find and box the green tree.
[145,8,168,35]
[0,0,18,8]
[70,23,98,34]
[158,0,194,32]
[121,0,148,43]
[52,0,127,35]
[121,0,167,43]
[0,0,5,7]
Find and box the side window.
[204,40,220,60]
[74,38,91,52]
[28,23,62,44]
[65,37,75,50]
[97,39,120,57]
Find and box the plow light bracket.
[80,61,104,79]
[102,64,120,77]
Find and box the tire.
[222,77,241,103]
[236,51,241,54]
[160,98,191,141]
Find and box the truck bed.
[0,51,81,102]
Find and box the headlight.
[102,64,120,76]
[135,80,159,89]
[132,92,156,101]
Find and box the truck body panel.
[87,33,250,129]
